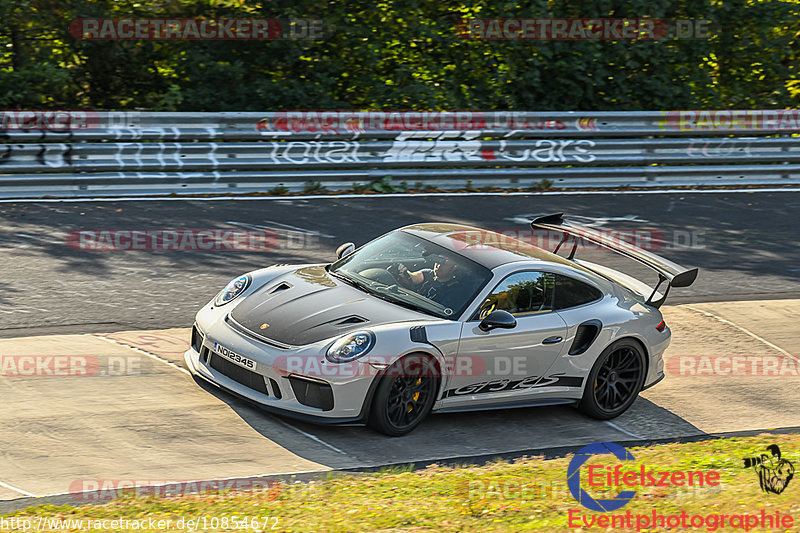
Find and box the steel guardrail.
[1,110,799,197]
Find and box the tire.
[578,338,646,420]
[368,354,439,436]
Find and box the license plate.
[213,342,256,370]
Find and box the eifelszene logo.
[743,444,795,494]
[568,442,637,511]
[567,441,721,512]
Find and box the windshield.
[330,231,492,320]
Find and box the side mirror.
[336,242,356,260]
[479,310,517,332]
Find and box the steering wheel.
[359,268,398,286]
[387,263,415,289]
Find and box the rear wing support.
[531,213,698,308]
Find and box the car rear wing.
[530,213,698,308]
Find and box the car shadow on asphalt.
[192,375,706,470]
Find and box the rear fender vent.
[568,320,602,356]
[410,325,428,343]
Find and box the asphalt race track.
[1,190,799,510]
[0,190,799,337]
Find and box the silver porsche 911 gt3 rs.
[185,213,697,436]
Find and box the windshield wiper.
[332,271,439,317]
[330,271,374,294]
[370,285,438,315]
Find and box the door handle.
[542,336,563,344]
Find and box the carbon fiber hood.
[229,265,428,346]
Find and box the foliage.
[370,176,405,192]
[529,178,553,191]
[302,180,325,193]
[268,183,289,194]
[0,1,799,110]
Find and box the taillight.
[656,320,667,332]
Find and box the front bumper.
[185,319,380,424]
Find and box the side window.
[553,274,602,310]
[477,271,554,319]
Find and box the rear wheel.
[579,339,646,419]
[368,355,438,436]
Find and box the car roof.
[400,222,595,273]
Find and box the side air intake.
[568,320,602,355]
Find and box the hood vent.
[270,282,292,293]
[334,315,367,326]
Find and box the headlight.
[214,274,251,306]
[326,331,375,363]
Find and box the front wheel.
[368,355,439,436]
[578,339,646,419]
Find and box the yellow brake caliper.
[408,378,422,412]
